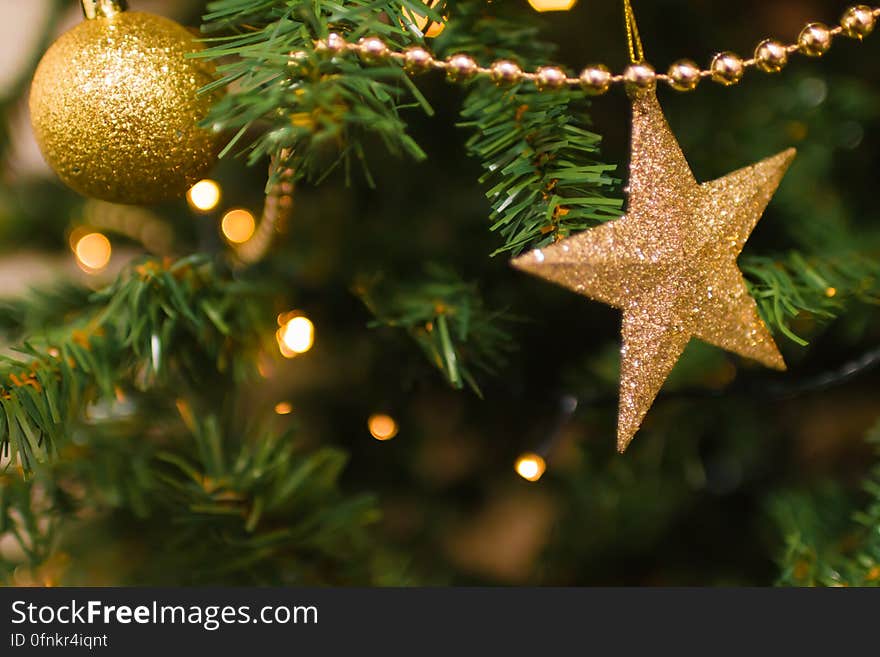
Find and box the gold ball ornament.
[29,1,223,205]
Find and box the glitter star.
[513,89,795,452]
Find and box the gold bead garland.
[445,53,479,81]
[536,66,568,90]
[667,59,701,91]
[579,64,612,95]
[798,23,834,57]
[841,5,876,38]
[307,4,880,94]
[490,60,524,85]
[754,39,789,73]
[710,52,745,86]
[358,36,389,62]
[403,47,433,74]
[622,62,656,93]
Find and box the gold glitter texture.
[513,89,795,451]
[29,11,222,205]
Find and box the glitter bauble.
[29,9,222,205]
[513,89,794,452]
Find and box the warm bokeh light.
[515,453,546,482]
[277,315,315,357]
[274,401,293,415]
[221,209,256,244]
[528,0,578,11]
[368,414,399,441]
[406,1,445,37]
[186,179,222,213]
[74,232,112,272]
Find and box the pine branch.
[744,251,880,345]
[2,409,388,585]
[460,86,622,255]
[774,421,880,587]
[0,469,63,582]
[199,0,437,182]
[355,265,516,396]
[0,256,271,473]
[146,412,382,584]
[0,284,92,338]
[437,3,622,255]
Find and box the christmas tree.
[1,0,879,586]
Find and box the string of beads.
[301,5,879,94]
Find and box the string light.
[274,401,294,415]
[276,314,315,357]
[368,414,399,441]
[73,232,112,273]
[515,453,546,482]
[221,209,256,244]
[528,0,578,12]
[186,179,222,213]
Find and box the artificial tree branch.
[0,256,271,473]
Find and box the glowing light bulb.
[221,209,256,244]
[528,0,578,11]
[515,453,546,482]
[277,315,315,357]
[274,401,294,415]
[405,0,445,37]
[74,232,112,272]
[186,179,222,213]
[368,414,399,441]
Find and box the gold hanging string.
[623,0,646,64]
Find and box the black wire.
[569,343,880,409]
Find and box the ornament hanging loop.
[82,0,128,19]
[623,0,646,64]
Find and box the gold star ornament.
[513,88,795,452]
